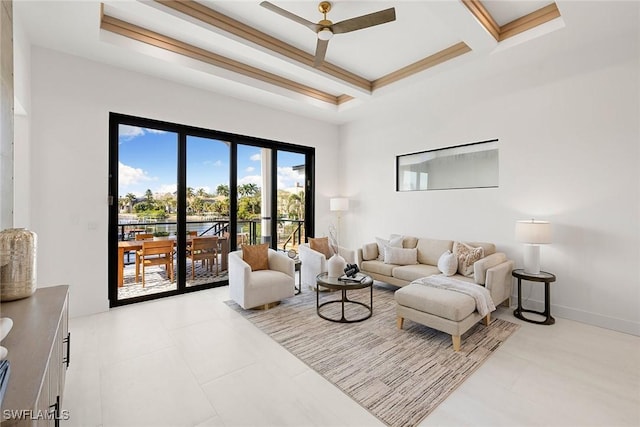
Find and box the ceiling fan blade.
[332,8,396,34]
[260,1,321,32]
[313,38,329,67]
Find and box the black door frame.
[108,112,315,307]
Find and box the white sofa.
[298,243,356,289]
[356,236,514,307]
[229,248,295,309]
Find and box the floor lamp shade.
[330,198,349,212]
[515,220,551,274]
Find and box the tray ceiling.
[16,1,571,121]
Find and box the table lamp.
[515,219,551,274]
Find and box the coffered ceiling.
[16,1,573,122]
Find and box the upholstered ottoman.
[395,282,491,351]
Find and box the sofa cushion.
[375,235,403,261]
[241,243,269,271]
[453,242,485,277]
[309,237,332,259]
[416,238,454,265]
[437,250,458,276]
[361,260,396,276]
[392,264,441,282]
[404,236,419,249]
[395,283,476,322]
[362,242,378,261]
[384,247,418,265]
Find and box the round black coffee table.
[315,272,374,323]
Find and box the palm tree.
[216,184,229,197]
[244,183,258,196]
[125,193,137,212]
[286,192,304,220]
[196,187,208,198]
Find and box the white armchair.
[298,243,356,289]
[229,248,295,309]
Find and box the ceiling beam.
[462,1,561,42]
[499,4,561,41]
[100,14,342,105]
[372,42,472,91]
[154,0,372,93]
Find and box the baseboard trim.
[509,293,640,336]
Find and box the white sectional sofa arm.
[484,259,515,307]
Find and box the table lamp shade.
[515,220,551,244]
[330,198,349,212]
[515,220,551,274]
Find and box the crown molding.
[462,1,561,42]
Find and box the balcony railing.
[118,218,305,251]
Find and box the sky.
[118,125,305,198]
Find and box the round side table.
[512,269,556,325]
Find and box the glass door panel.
[236,145,271,248]
[116,124,178,302]
[276,151,306,255]
[185,136,230,287]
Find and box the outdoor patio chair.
[135,239,174,287]
[188,236,218,279]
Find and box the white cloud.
[203,160,224,167]
[119,162,152,186]
[250,153,261,161]
[238,175,262,186]
[277,166,305,189]
[118,125,144,141]
[246,166,255,172]
[118,125,167,142]
[157,184,177,194]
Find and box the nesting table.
[315,273,373,323]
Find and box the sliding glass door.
[108,113,314,307]
[185,135,230,288]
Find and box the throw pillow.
[453,242,485,277]
[242,243,269,271]
[309,237,332,259]
[384,247,418,265]
[437,250,458,276]
[375,235,403,261]
[362,242,379,261]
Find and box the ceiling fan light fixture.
[317,27,333,40]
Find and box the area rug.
[225,284,519,427]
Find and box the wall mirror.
[396,139,499,191]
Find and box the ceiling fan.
[260,1,396,67]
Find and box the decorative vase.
[0,228,37,301]
[327,253,346,278]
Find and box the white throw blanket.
[414,275,496,317]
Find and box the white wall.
[13,12,31,228]
[26,47,340,317]
[339,9,639,335]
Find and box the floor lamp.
[328,198,349,277]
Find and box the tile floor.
[65,285,640,427]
